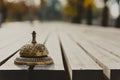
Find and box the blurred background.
[0,0,120,27]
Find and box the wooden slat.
[0,53,29,80]
[0,35,31,65]
[83,34,120,48]
[76,30,120,60]
[33,32,69,80]
[87,30,120,44]
[59,32,103,80]
[0,22,33,49]
[0,27,49,80]
[78,26,120,48]
[0,22,49,65]
[0,34,33,65]
[62,24,120,59]
[0,22,34,65]
[62,24,120,44]
[68,32,120,80]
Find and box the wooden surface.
[0,22,120,80]
[32,32,68,80]
[59,32,103,80]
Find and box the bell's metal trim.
[14,56,53,66]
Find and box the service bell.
[14,31,53,66]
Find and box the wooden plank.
[0,22,33,49]
[61,24,120,44]
[0,35,31,65]
[84,34,120,48]
[80,27,120,48]
[0,27,49,80]
[33,32,69,80]
[78,28,120,47]
[0,53,29,80]
[0,22,34,65]
[0,22,49,65]
[77,31,120,59]
[63,24,120,59]
[59,32,103,80]
[68,32,120,80]
[0,34,36,65]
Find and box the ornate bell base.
[14,56,53,66]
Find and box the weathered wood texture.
[68,32,120,80]
[0,23,50,80]
[32,32,68,80]
[59,32,103,80]
[0,22,120,80]
[62,24,120,80]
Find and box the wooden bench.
[0,23,68,80]
[0,22,120,80]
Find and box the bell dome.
[14,31,53,66]
[20,44,48,57]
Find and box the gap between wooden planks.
[0,27,69,80]
[0,27,49,80]
[59,32,103,80]
[67,31,120,80]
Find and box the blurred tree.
[72,0,84,23]
[0,0,7,22]
[38,0,61,21]
[38,0,47,21]
[6,1,28,21]
[28,6,37,23]
[116,0,120,27]
[63,0,85,23]
[102,0,109,26]
[63,0,95,24]
[48,0,61,20]
[84,0,94,25]
[0,0,3,11]
[86,5,93,25]
[62,3,77,19]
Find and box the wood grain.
[59,32,103,80]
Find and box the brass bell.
[14,31,53,66]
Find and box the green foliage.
[62,4,77,17]
[62,0,94,18]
